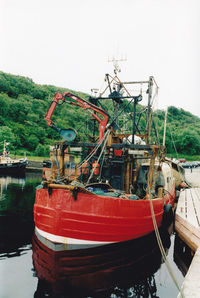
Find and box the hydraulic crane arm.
[45,91,109,141]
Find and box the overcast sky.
[1,0,200,117]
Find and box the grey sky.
[1,0,200,117]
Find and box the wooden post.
[60,144,65,179]
[146,146,157,198]
[163,107,168,146]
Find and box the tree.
[176,129,200,155]
[26,135,39,151]
[0,126,16,151]
[35,144,50,157]
[0,70,199,156]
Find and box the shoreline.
[26,160,43,171]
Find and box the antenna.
[108,55,127,74]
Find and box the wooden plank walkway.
[175,187,200,297]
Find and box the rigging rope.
[78,129,110,169]
[86,129,111,184]
[151,86,159,111]
[168,126,179,159]
[62,129,110,181]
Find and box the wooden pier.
[175,187,200,297]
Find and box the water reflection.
[0,173,184,297]
[173,234,193,277]
[33,227,171,298]
[0,173,41,257]
[0,174,25,200]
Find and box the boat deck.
[175,187,200,297]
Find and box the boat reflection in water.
[33,226,171,298]
[0,174,40,258]
[0,174,25,199]
[173,234,193,277]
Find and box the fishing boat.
[34,67,176,250]
[0,141,28,174]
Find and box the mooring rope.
[147,181,184,297]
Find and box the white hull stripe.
[35,227,114,246]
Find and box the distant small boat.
[0,141,28,174]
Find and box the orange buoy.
[82,161,89,175]
[92,160,100,175]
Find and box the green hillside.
[0,71,199,158]
[153,107,200,156]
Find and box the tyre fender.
[162,203,173,228]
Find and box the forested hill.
[0,71,199,157]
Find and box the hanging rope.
[63,129,110,181]
[78,129,110,169]
[86,129,111,184]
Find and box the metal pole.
[132,98,137,144]
[121,80,149,85]
[146,76,153,144]
[106,74,112,94]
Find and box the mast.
[132,95,142,144]
[3,140,6,156]
[146,76,153,144]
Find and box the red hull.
[34,186,175,245]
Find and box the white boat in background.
[0,141,28,174]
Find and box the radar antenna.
[108,55,127,74]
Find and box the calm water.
[0,171,187,298]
